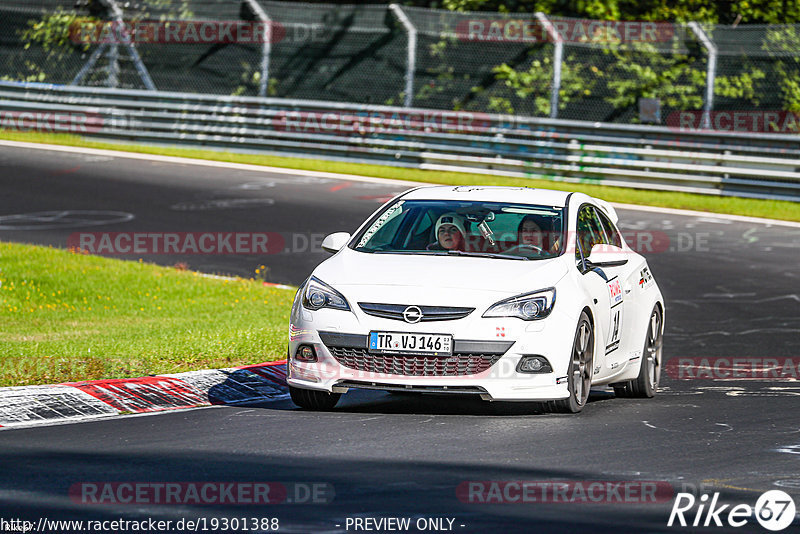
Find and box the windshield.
[352,200,565,260]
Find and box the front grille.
[327,346,501,376]
[358,302,474,322]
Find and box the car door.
[574,204,630,378]
[594,206,641,371]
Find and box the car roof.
[401,185,574,206]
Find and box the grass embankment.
[2,130,799,222]
[0,241,294,387]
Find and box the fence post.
[107,42,120,88]
[535,12,562,119]
[71,43,107,86]
[98,0,156,90]
[244,0,271,98]
[688,22,717,129]
[389,4,417,108]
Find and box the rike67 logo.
[668,490,796,531]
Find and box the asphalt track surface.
[1,144,799,533]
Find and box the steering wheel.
[504,243,544,255]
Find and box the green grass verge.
[0,241,294,387]
[2,129,799,222]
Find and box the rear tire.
[614,306,663,399]
[289,386,341,410]
[545,311,594,414]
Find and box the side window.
[595,208,623,248]
[591,207,612,245]
[575,205,607,260]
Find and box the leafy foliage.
[5,8,94,83]
[419,0,800,23]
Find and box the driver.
[429,212,467,251]
[517,215,561,253]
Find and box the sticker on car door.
[606,277,624,354]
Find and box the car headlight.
[483,288,556,321]
[302,276,350,311]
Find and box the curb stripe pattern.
[0,360,288,429]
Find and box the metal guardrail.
[1,81,799,201]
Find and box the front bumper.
[287,306,578,402]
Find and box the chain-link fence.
[263,2,407,104]
[0,0,101,87]
[708,24,800,123]
[2,0,800,128]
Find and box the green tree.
[491,53,594,116]
[6,8,94,83]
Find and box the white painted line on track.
[611,202,800,228]
[2,139,798,228]
[0,140,420,187]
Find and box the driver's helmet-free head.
[435,212,467,238]
[518,214,550,248]
[518,214,546,234]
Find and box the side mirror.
[585,244,629,269]
[321,232,351,254]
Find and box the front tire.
[614,306,663,398]
[289,386,341,410]
[543,311,594,414]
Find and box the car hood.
[312,248,568,298]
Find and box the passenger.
[429,212,467,251]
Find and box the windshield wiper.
[370,250,527,260]
[371,250,445,255]
[445,250,528,260]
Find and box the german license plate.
[369,332,453,356]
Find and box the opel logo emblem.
[402,305,423,324]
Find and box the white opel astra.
[287,186,664,413]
